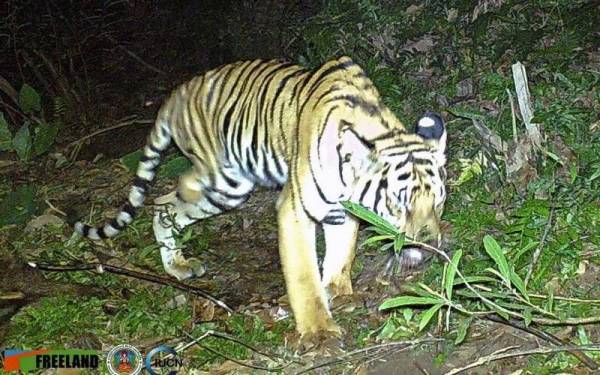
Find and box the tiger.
[75,56,447,344]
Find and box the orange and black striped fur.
[76,57,447,341]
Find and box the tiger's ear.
[415,112,446,165]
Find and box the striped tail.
[74,106,173,240]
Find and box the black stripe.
[132,176,150,193]
[222,171,240,188]
[205,185,247,200]
[204,192,229,212]
[149,143,162,154]
[373,187,383,212]
[270,68,305,121]
[110,218,125,230]
[82,225,90,237]
[413,158,433,165]
[122,203,137,217]
[359,180,372,203]
[397,172,410,181]
[97,227,107,239]
[326,94,380,116]
[140,155,160,163]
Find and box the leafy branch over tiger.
[75,57,447,345]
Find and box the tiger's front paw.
[297,320,344,355]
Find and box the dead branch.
[444,344,600,375]
[105,34,167,76]
[28,261,233,313]
[63,116,153,154]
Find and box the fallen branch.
[28,261,233,313]
[64,116,154,150]
[444,344,600,375]
[105,34,167,76]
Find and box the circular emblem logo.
[106,344,143,375]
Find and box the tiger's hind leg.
[154,170,254,280]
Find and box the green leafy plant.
[343,202,600,343]
[0,82,59,161]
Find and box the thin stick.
[506,88,518,144]
[44,200,67,217]
[64,117,153,150]
[525,205,555,285]
[105,35,167,76]
[444,344,600,375]
[28,261,233,313]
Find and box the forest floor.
[1,1,600,374]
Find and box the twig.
[444,344,600,375]
[28,261,233,313]
[485,314,598,370]
[506,88,518,144]
[64,116,153,150]
[525,205,555,285]
[180,331,294,372]
[105,34,167,76]
[44,199,67,217]
[182,330,293,362]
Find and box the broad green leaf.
[360,234,394,247]
[0,112,12,151]
[13,124,32,160]
[393,233,405,254]
[523,308,532,327]
[445,249,462,300]
[341,201,398,235]
[377,319,398,340]
[511,241,539,264]
[0,185,39,226]
[577,326,590,345]
[33,121,58,155]
[402,308,413,322]
[380,296,443,310]
[380,242,394,252]
[452,275,497,286]
[483,235,511,286]
[510,270,529,301]
[158,156,192,178]
[120,149,143,173]
[418,304,443,331]
[483,301,509,320]
[19,84,41,114]
[454,317,472,345]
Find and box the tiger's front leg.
[322,217,359,300]
[277,186,341,343]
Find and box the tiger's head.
[348,112,447,268]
